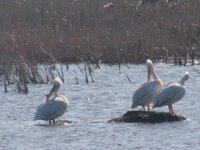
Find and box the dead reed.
[0,48,65,93]
[0,0,199,65]
[1,0,200,93]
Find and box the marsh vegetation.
[0,0,200,92]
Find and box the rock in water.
[108,110,187,123]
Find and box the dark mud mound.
[108,111,187,123]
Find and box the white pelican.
[152,72,190,114]
[34,77,69,124]
[131,59,163,111]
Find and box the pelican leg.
[49,120,52,125]
[168,105,171,114]
[53,119,56,125]
[170,105,174,114]
[142,105,145,111]
[168,105,174,114]
[147,105,151,111]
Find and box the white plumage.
[34,77,69,124]
[153,72,190,114]
[131,59,163,111]
[46,77,62,100]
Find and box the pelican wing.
[34,97,67,121]
[153,83,185,108]
[132,80,161,108]
[164,81,175,87]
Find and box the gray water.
[0,63,200,150]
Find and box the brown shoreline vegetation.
[0,0,200,93]
[0,0,200,64]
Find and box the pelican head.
[179,72,190,85]
[146,59,154,81]
[46,77,63,100]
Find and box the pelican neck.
[150,67,158,80]
[54,92,59,97]
[179,77,186,85]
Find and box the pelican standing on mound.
[34,77,69,124]
[153,72,190,114]
[131,59,163,111]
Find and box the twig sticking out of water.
[88,64,94,83]
[84,49,102,69]
[118,63,121,74]
[126,73,132,82]
[66,64,69,70]
[84,64,89,84]
[75,77,79,85]
[76,63,84,74]
[44,64,55,82]
[16,81,28,93]
[3,75,7,93]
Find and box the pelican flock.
[33,59,190,124]
[131,59,163,111]
[153,72,190,114]
[34,77,69,124]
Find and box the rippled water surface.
[0,64,200,150]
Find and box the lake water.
[0,63,200,150]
